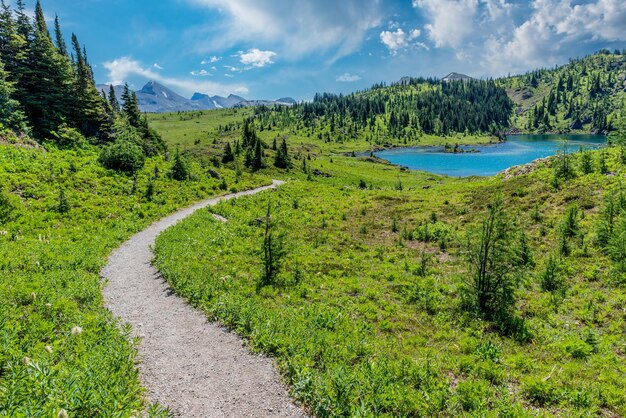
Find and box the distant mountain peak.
[276,97,296,104]
[190,92,209,101]
[442,73,474,82]
[96,81,293,113]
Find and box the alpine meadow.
[1,1,626,417]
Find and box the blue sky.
[27,0,626,100]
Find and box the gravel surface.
[102,181,307,417]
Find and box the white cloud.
[482,0,626,74]
[152,63,164,70]
[185,0,382,61]
[191,69,212,76]
[336,72,362,82]
[380,28,422,54]
[201,56,221,64]
[413,0,481,49]
[238,48,277,67]
[224,74,234,78]
[412,0,626,75]
[103,57,248,96]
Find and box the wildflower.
[57,409,68,418]
[45,303,52,308]
[44,345,53,354]
[31,292,36,300]
[22,356,31,366]
[71,326,83,336]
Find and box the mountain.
[276,97,297,105]
[96,82,295,113]
[136,81,205,113]
[189,93,218,110]
[442,72,474,82]
[211,94,247,109]
[499,50,626,134]
[234,98,297,108]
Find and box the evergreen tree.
[251,137,265,171]
[0,57,27,133]
[170,147,191,180]
[259,203,285,288]
[222,141,235,163]
[108,84,120,113]
[14,0,31,41]
[121,84,141,128]
[70,32,108,140]
[464,195,520,325]
[274,138,290,169]
[0,1,27,100]
[53,15,67,57]
[580,150,593,174]
[18,1,74,138]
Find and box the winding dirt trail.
[102,181,306,417]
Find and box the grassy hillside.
[501,51,626,134]
[146,77,514,160]
[154,137,626,416]
[0,144,269,416]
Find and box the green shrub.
[0,185,18,222]
[540,255,564,292]
[409,276,441,314]
[475,340,501,363]
[608,219,626,273]
[50,124,88,149]
[523,378,562,406]
[564,339,593,360]
[98,140,145,174]
[580,150,594,174]
[56,188,70,213]
[561,204,580,238]
[456,379,490,411]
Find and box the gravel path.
[102,181,306,417]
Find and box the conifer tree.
[53,15,67,56]
[222,141,235,163]
[274,138,290,169]
[108,84,120,113]
[14,0,31,41]
[170,147,191,180]
[0,1,27,98]
[121,84,141,128]
[70,32,108,140]
[0,57,27,133]
[18,1,74,137]
[251,137,265,171]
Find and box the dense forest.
[244,78,514,148]
[500,50,626,134]
[0,0,163,159]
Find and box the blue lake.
[374,134,607,177]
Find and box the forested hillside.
[246,78,513,149]
[501,50,626,134]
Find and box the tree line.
[290,78,513,137]
[0,0,163,159]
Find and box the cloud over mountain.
[103,57,248,97]
[185,0,383,61]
